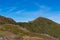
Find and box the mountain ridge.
[0,15,60,40]
[0,15,16,24]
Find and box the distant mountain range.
[0,15,60,40]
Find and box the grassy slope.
[0,24,56,40]
[17,17,60,39]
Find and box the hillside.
[17,17,60,39]
[0,24,58,40]
[0,15,16,24]
[0,15,59,40]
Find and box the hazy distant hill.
[0,15,59,40]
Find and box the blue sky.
[0,0,60,23]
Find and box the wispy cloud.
[34,2,60,23]
[35,2,51,11]
[15,10,25,14]
[12,2,52,18]
[6,7,17,13]
[30,2,60,23]
[2,2,60,23]
[33,2,52,17]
